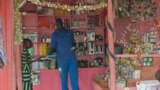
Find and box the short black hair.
[56,18,63,24]
[23,38,33,47]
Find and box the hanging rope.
[105,18,116,41]
[105,18,117,61]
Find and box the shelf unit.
[113,20,160,89]
[21,11,106,68]
[106,0,160,90]
[116,54,160,58]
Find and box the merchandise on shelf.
[116,78,126,88]
[156,69,160,81]
[149,27,158,44]
[21,5,106,68]
[116,58,141,80]
[76,42,87,56]
[88,15,99,27]
[142,57,153,67]
[90,57,103,67]
[23,33,38,43]
[93,73,109,90]
[78,60,88,68]
[71,15,87,29]
[87,30,95,41]
[118,23,159,54]
[95,34,103,41]
[153,39,160,53]
[95,45,103,54]
[39,37,49,56]
[74,31,87,43]
[132,70,141,79]
[88,42,96,55]
[136,80,160,90]
[114,0,157,22]
[32,72,40,85]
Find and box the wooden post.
[107,0,116,90]
[15,45,23,90]
[0,0,16,90]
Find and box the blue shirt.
[51,28,76,62]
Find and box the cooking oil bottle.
[39,37,47,56]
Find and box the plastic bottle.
[39,37,47,56]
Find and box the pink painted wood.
[116,54,160,58]
[107,0,116,90]
[33,68,106,90]
[0,0,16,90]
[15,45,23,90]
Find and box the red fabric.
[33,68,105,90]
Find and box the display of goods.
[136,80,160,90]
[114,0,157,22]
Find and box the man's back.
[51,29,76,61]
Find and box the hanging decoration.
[14,0,24,44]
[30,0,107,11]
[114,0,157,22]
[14,0,107,44]
[117,23,159,55]
[105,18,116,61]
[105,17,142,82]
[114,0,130,19]
[0,17,7,70]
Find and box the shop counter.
[93,82,136,90]
[92,75,136,90]
[33,67,105,90]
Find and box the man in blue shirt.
[51,18,79,90]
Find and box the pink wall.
[0,0,16,90]
[115,17,131,41]
[33,68,106,90]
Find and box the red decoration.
[20,1,37,13]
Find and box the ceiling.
[20,0,106,13]
[38,0,101,5]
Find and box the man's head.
[56,18,63,29]
[23,38,33,49]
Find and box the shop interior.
[0,0,160,90]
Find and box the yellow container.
[39,43,47,56]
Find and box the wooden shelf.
[22,12,106,70]
[55,15,71,18]
[37,15,54,16]
[71,27,87,29]
[22,26,37,29]
[115,54,160,58]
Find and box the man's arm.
[48,47,56,54]
[71,30,77,51]
[50,32,57,54]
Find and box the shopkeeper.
[50,18,79,90]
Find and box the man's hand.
[71,46,76,51]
